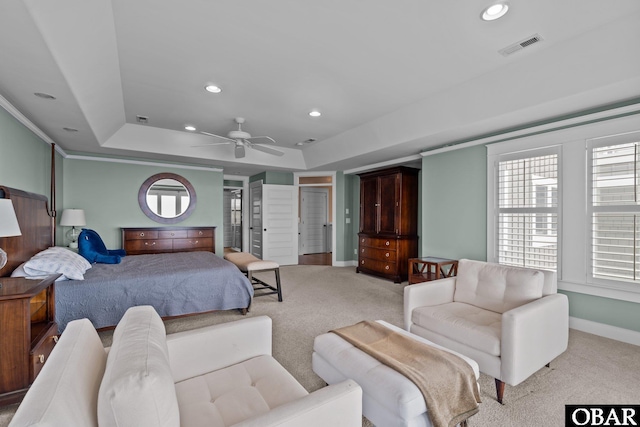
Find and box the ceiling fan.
[194,117,284,158]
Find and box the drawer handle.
[385,252,390,257]
[192,240,199,244]
[361,238,365,243]
[38,354,45,364]
[361,260,365,265]
[139,232,145,237]
[52,335,59,344]
[198,231,203,236]
[170,232,175,236]
[361,249,364,253]
[144,242,156,246]
[385,265,390,270]
[385,241,390,246]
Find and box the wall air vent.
[499,33,543,57]
[136,115,149,124]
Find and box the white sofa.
[405,259,569,403]
[9,306,362,427]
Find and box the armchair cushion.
[412,302,502,356]
[454,259,544,313]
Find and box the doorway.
[223,189,242,252]
[297,174,334,266]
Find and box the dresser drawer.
[29,325,58,382]
[188,229,214,238]
[359,237,397,250]
[360,246,397,262]
[124,230,159,240]
[173,237,213,252]
[358,257,398,275]
[158,230,188,239]
[126,239,173,253]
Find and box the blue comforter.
[55,251,253,331]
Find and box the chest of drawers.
[121,226,216,255]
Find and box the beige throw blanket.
[331,321,480,427]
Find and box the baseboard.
[333,260,357,267]
[570,316,640,346]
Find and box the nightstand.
[408,257,458,285]
[0,274,60,406]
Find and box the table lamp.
[60,208,86,249]
[0,198,22,271]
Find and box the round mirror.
[138,173,197,224]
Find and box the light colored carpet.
[2,265,639,426]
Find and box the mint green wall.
[224,179,244,187]
[422,145,487,260]
[0,108,64,245]
[249,171,293,185]
[335,171,356,262]
[422,143,640,333]
[62,159,224,253]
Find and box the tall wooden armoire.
[357,166,419,283]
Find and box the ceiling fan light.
[205,85,222,93]
[482,3,509,21]
[184,125,196,131]
[309,110,321,117]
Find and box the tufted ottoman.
[224,252,283,301]
[312,321,480,427]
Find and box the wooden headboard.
[0,186,53,277]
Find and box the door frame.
[224,174,249,252]
[294,171,337,266]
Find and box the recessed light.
[481,3,509,21]
[309,110,321,117]
[185,125,196,131]
[295,142,304,146]
[205,85,222,93]
[34,92,56,100]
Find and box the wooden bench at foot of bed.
[224,252,283,302]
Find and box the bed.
[0,185,253,332]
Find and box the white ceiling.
[1,0,639,176]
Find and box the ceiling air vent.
[499,34,543,57]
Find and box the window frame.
[489,145,562,275]
[587,132,640,290]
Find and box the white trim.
[334,260,358,267]
[560,280,640,304]
[65,154,223,172]
[294,171,337,266]
[569,317,640,346]
[343,154,421,175]
[424,103,640,157]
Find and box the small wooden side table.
[408,257,458,284]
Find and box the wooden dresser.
[121,226,216,255]
[0,274,60,406]
[357,166,419,283]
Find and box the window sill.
[559,280,640,304]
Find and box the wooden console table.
[408,257,458,284]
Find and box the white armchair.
[404,259,569,403]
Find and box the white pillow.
[98,306,180,427]
[11,262,68,281]
[22,247,92,281]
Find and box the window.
[496,149,559,271]
[589,136,640,284]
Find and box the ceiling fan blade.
[250,143,285,157]
[245,135,277,144]
[201,131,236,143]
[235,144,246,158]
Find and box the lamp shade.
[60,209,86,227]
[0,199,22,237]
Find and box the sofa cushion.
[175,354,308,427]
[453,259,544,314]
[98,306,179,427]
[412,302,502,356]
[7,319,106,427]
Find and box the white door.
[262,184,299,265]
[249,180,263,259]
[300,188,329,254]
